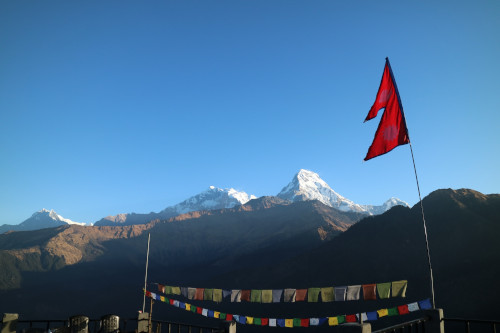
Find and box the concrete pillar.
[137,313,149,333]
[338,323,372,333]
[1,314,19,333]
[424,308,445,333]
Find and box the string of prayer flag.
[145,289,431,328]
[156,280,407,303]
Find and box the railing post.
[424,308,445,333]
[138,313,150,333]
[1,314,19,333]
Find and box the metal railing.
[10,318,222,333]
[442,317,500,333]
[372,317,429,333]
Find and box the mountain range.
[1,169,408,233]
[0,188,499,327]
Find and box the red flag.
[364,58,409,161]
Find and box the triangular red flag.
[364,58,410,161]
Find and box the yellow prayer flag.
[160,296,166,302]
[247,317,254,324]
[185,304,191,311]
[285,319,294,328]
[172,286,181,295]
[214,311,220,318]
[377,309,389,317]
[328,317,339,326]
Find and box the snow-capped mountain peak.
[277,169,407,215]
[163,186,257,215]
[33,209,86,226]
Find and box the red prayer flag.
[362,284,377,300]
[226,314,233,322]
[364,58,409,161]
[261,318,269,326]
[300,319,309,327]
[398,304,410,315]
[295,289,307,302]
[196,307,203,314]
[169,299,175,305]
[241,290,251,302]
[346,314,357,323]
[195,288,204,301]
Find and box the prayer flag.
[321,287,334,302]
[238,316,247,324]
[295,289,307,302]
[364,58,410,160]
[293,318,301,327]
[233,315,240,322]
[196,307,202,315]
[408,302,419,312]
[366,312,378,321]
[285,319,293,328]
[247,316,254,325]
[269,319,277,327]
[241,290,251,302]
[337,316,346,324]
[277,319,286,327]
[185,304,191,311]
[202,309,208,317]
[190,306,197,313]
[204,288,213,301]
[360,313,368,322]
[195,288,204,301]
[220,313,226,320]
[254,318,262,326]
[261,318,269,326]
[172,286,181,295]
[250,289,262,303]
[173,300,179,307]
[392,280,408,298]
[419,299,432,310]
[169,299,174,305]
[179,302,186,309]
[328,317,338,326]
[398,304,410,315]
[377,282,391,299]
[213,289,223,303]
[272,289,283,303]
[335,286,347,301]
[181,287,188,298]
[160,296,166,302]
[188,288,196,300]
[309,318,319,326]
[377,309,388,318]
[222,290,231,299]
[207,310,214,318]
[164,286,172,295]
[214,311,220,319]
[225,314,233,321]
[300,319,309,327]
[284,289,296,302]
[363,284,377,300]
[158,284,165,293]
[308,288,320,302]
[346,315,357,323]
[262,289,273,303]
[347,285,361,301]
[388,307,399,316]
[231,290,241,303]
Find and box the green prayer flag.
[213,289,223,303]
[190,306,197,313]
[293,318,301,327]
[392,280,408,297]
[377,282,391,299]
[388,307,399,316]
[337,315,346,324]
[171,286,181,295]
[251,289,262,303]
[204,288,213,301]
[254,318,262,326]
[220,313,226,320]
[321,287,334,302]
[262,289,273,303]
[308,288,321,302]
[165,285,173,294]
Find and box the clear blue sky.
[1,1,499,225]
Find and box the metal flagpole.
[142,232,151,313]
[386,57,436,309]
[408,142,436,309]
